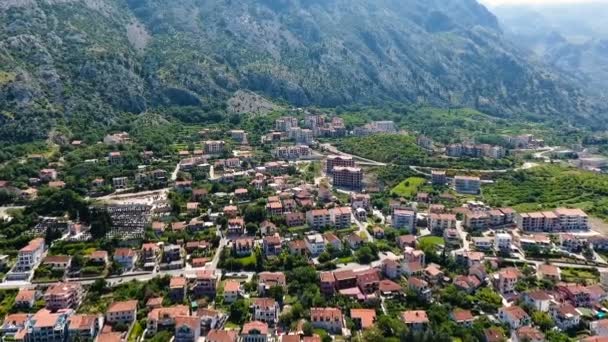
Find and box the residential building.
[326,155,355,173]
[431,170,447,185]
[429,213,456,234]
[16,238,45,271]
[174,316,201,342]
[550,303,581,330]
[494,233,512,252]
[146,305,190,335]
[408,277,431,302]
[350,193,371,210]
[207,329,238,342]
[227,218,245,235]
[512,326,544,342]
[106,300,138,325]
[330,207,352,228]
[320,272,336,295]
[454,176,481,195]
[20,309,74,342]
[524,290,553,312]
[305,234,325,256]
[234,237,255,257]
[44,283,84,311]
[310,308,343,334]
[392,209,416,231]
[241,321,269,342]
[498,306,530,329]
[169,277,188,302]
[332,167,363,189]
[15,289,36,308]
[223,280,241,304]
[306,209,331,230]
[252,298,280,324]
[193,269,220,297]
[401,310,429,331]
[258,272,287,295]
[451,309,475,327]
[350,309,376,330]
[113,248,138,270]
[495,268,520,294]
[204,140,225,154]
[68,314,100,341]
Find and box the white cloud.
[480,0,601,7]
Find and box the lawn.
[128,321,143,342]
[418,236,445,247]
[391,177,426,197]
[561,267,599,285]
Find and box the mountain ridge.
[0,0,604,142]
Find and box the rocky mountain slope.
[0,0,603,142]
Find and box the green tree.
[532,310,554,332]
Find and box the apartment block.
[332,167,362,189]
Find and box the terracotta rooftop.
[107,300,138,313]
[242,320,269,335]
[401,310,429,324]
[350,308,376,329]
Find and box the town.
[0,111,608,342]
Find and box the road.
[352,216,373,243]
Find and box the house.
[241,321,269,342]
[344,233,363,249]
[253,298,280,324]
[266,201,283,216]
[227,218,245,235]
[305,234,325,256]
[68,314,101,342]
[408,277,431,302]
[142,243,161,263]
[453,275,482,294]
[193,269,220,297]
[323,232,342,251]
[106,300,138,325]
[472,237,493,251]
[288,240,307,256]
[306,209,331,229]
[146,305,190,335]
[372,227,385,239]
[397,235,416,249]
[423,264,444,284]
[484,327,506,342]
[310,308,343,334]
[356,269,380,294]
[223,280,241,304]
[258,272,287,295]
[15,288,36,308]
[260,221,278,236]
[44,282,83,311]
[320,272,336,295]
[524,290,553,312]
[381,259,402,279]
[494,233,512,252]
[451,309,475,327]
[223,205,239,218]
[550,303,581,330]
[591,319,608,336]
[263,234,282,256]
[557,283,592,307]
[169,276,188,302]
[350,309,376,330]
[350,193,371,210]
[538,264,561,281]
[429,213,456,234]
[401,310,429,331]
[89,250,109,265]
[378,279,403,296]
[454,176,480,194]
[0,313,29,339]
[207,329,238,342]
[234,237,255,257]
[196,308,225,331]
[113,248,138,270]
[494,267,520,294]
[498,306,530,329]
[334,270,357,290]
[146,297,163,310]
[512,326,544,342]
[174,316,201,342]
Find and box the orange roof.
[311,307,342,321]
[175,316,200,330]
[501,306,528,320]
[242,320,269,335]
[97,332,124,342]
[254,298,277,309]
[224,280,241,293]
[3,313,29,326]
[114,248,135,258]
[148,305,189,321]
[170,276,187,289]
[451,309,474,322]
[401,310,429,324]
[15,288,36,303]
[107,300,138,313]
[207,329,238,342]
[32,309,62,328]
[69,314,98,330]
[20,238,44,253]
[90,250,108,259]
[350,308,376,329]
[516,326,544,341]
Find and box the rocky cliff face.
[0,0,603,142]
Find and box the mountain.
[492,2,608,96]
[0,0,602,142]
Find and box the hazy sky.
[480,0,600,6]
